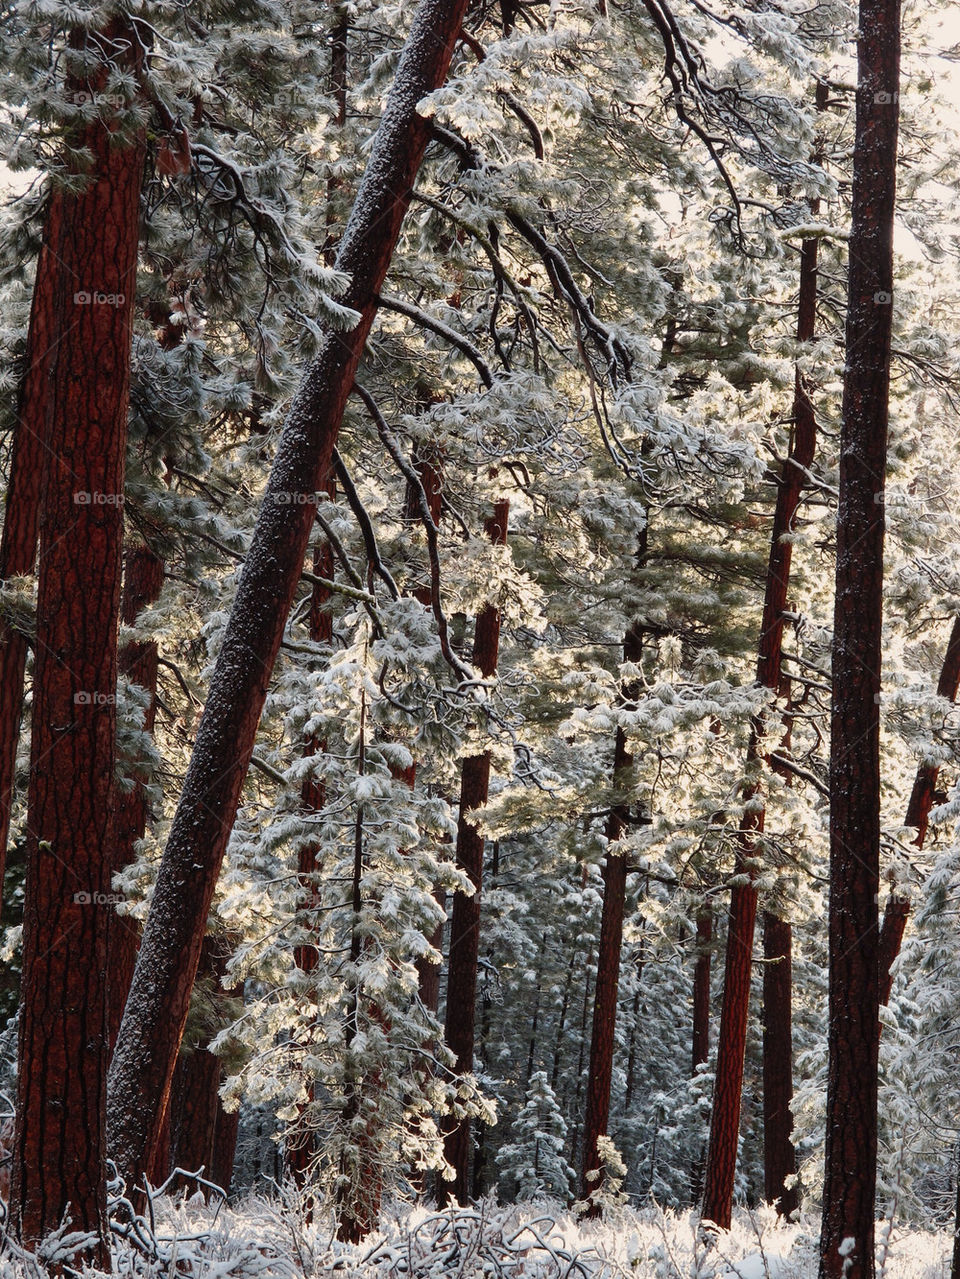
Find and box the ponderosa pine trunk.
[819,0,899,1272]
[167,1048,221,1196]
[579,623,643,1214]
[689,906,712,1201]
[877,611,960,1005]
[11,20,146,1264]
[441,499,509,1206]
[288,532,335,1184]
[0,202,61,896]
[210,1102,240,1197]
[108,545,165,1054]
[108,0,473,1191]
[762,911,797,1217]
[700,96,821,1229]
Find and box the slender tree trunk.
[108,0,473,1190]
[0,202,61,896]
[692,908,713,1074]
[623,932,646,1113]
[441,499,508,1205]
[689,907,713,1202]
[701,106,821,1226]
[210,1101,240,1197]
[288,531,335,1185]
[550,946,577,1093]
[11,21,146,1265]
[107,546,165,1054]
[762,912,797,1217]
[877,612,960,1005]
[819,1,899,1273]
[579,626,642,1214]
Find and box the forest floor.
[21,1192,947,1277]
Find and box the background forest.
[1,0,960,1273]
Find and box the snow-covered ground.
[2,1194,948,1278]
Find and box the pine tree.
[819,0,900,1272]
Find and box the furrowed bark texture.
[701,186,818,1229]
[108,0,473,1191]
[877,611,960,1005]
[107,546,165,1054]
[441,499,509,1205]
[0,205,61,894]
[579,624,643,1213]
[819,1,899,1273]
[167,1048,221,1196]
[12,22,146,1264]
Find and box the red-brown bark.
[11,20,146,1265]
[579,624,643,1214]
[702,253,817,1230]
[108,546,165,1054]
[877,612,960,1005]
[0,202,61,895]
[167,1049,222,1196]
[819,1,899,1272]
[700,88,822,1228]
[108,0,473,1191]
[210,1102,240,1197]
[441,500,509,1205]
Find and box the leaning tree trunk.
[701,176,818,1229]
[441,500,509,1206]
[11,20,146,1266]
[0,200,61,897]
[579,622,643,1215]
[108,0,473,1191]
[819,0,899,1273]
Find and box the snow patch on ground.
[3,1193,950,1277]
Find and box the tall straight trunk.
[0,204,61,894]
[689,907,712,1202]
[877,611,960,1005]
[289,533,335,1184]
[11,21,146,1264]
[579,624,643,1213]
[210,1101,240,1197]
[167,1049,221,1195]
[762,912,797,1217]
[692,908,713,1074]
[819,0,899,1273]
[441,499,509,1205]
[700,102,821,1227]
[108,0,473,1190]
[107,546,165,1053]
